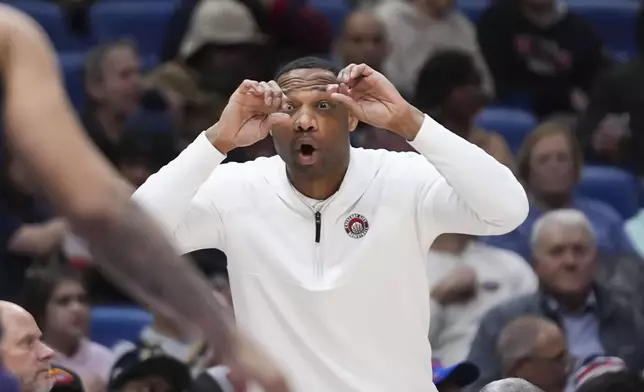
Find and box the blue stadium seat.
[59,53,85,110]
[91,2,176,56]
[576,165,640,219]
[90,306,152,349]
[567,0,639,58]
[11,1,96,52]
[475,107,537,152]
[308,0,350,35]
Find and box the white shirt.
[133,115,528,392]
[426,242,538,366]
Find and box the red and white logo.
[344,213,369,239]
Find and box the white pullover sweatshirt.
[133,114,528,392]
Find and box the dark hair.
[576,372,644,392]
[414,50,481,112]
[274,56,340,81]
[21,267,85,331]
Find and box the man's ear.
[348,112,359,133]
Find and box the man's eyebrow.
[282,86,330,94]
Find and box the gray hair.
[497,316,559,374]
[530,209,595,251]
[479,378,545,392]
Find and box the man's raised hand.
[207,80,290,154]
[329,63,425,140]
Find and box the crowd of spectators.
[2,0,644,391]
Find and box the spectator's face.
[338,12,388,72]
[273,68,357,178]
[513,324,570,392]
[45,280,90,342]
[1,309,55,392]
[532,224,596,297]
[95,46,144,116]
[118,375,172,392]
[527,133,575,197]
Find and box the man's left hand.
[329,63,425,140]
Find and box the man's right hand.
[206,80,290,154]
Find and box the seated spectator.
[336,9,389,73]
[432,360,479,392]
[575,8,644,176]
[21,267,115,390]
[479,378,545,392]
[82,40,144,164]
[375,0,493,96]
[0,149,64,301]
[427,233,536,366]
[0,300,55,392]
[574,356,644,392]
[483,122,634,260]
[466,210,644,391]
[625,209,644,257]
[414,50,515,171]
[147,0,266,146]
[496,316,570,392]
[108,345,192,392]
[476,0,608,117]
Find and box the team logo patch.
[344,213,369,239]
[49,368,74,384]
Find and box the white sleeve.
[133,132,227,254]
[408,114,528,238]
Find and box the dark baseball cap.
[432,360,480,387]
[50,366,85,392]
[109,346,192,392]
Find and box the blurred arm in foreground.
[0,5,287,391]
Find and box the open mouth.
[300,144,315,156]
[296,141,318,165]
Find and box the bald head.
[0,301,31,329]
[337,10,388,71]
[0,301,54,392]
